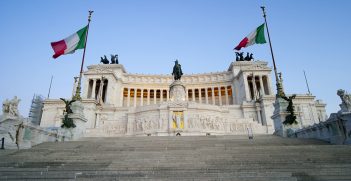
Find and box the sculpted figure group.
[337,89,351,112]
[2,96,20,117]
[100,54,119,64]
[236,52,254,61]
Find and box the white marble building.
[40,60,327,137]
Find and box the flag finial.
[260,6,266,17]
[88,10,94,22]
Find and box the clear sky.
[0,0,350,116]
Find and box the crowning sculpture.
[100,54,119,64]
[110,54,119,64]
[236,52,254,61]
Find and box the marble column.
[199,88,202,104]
[147,89,150,105]
[211,87,215,105]
[166,89,169,101]
[205,88,209,104]
[154,89,157,104]
[192,88,195,102]
[127,88,130,107]
[244,75,251,101]
[160,89,163,103]
[218,86,222,106]
[259,75,265,96]
[266,76,273,95]
[225,86,229,105]
[91,79,96,99]
[252,76,257,100]
[140,89,144,106]
[133,89,137,107]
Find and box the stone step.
[0,135,350,180]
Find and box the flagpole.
[73,10,94,101]
[303,70,311,95]
[260,6,283,97]
[47,75,53,99]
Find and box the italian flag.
[51,26,88,59]
[234,23,266,51]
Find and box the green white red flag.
[51,26,88,59]
[234,23,266,51]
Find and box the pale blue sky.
[0,0,350,116]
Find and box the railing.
[1,137,4,149]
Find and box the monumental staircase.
[0,135,351,181]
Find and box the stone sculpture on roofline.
[100,54,119,64]
[337,89,351,113]
[2,96,21,118]
[236,52,254,61]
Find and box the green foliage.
[61,114,76,128]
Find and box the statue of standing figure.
[172,60,183,80]
[337,89,351,112]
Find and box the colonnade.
[87,78,108,103]
[123,86,234,107]
[245,75,271,101]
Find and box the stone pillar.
[167,89,169,101]
[127,88,130,107]
[133,89,137,107]
[147,89,150,105]
[252,76,257,100]
[218,86,222,106]
[160,89,163,103]
[205,88,209,104]
[91,79,96,99]
[185,89,188,101]
[192,88,195,102]
[211,87,215,105]
[199,88,202,104]
[225,86,229,105]
[266,76,273,95]
[259,75,265,96]
[141,89,144,106]
[244,75,251,101]
[154,89,157,104]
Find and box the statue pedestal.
[0,114,29,149]
[169,80,186,102]
[62,101,87,140]
[168,80,187,135]
[271,97,299,137]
